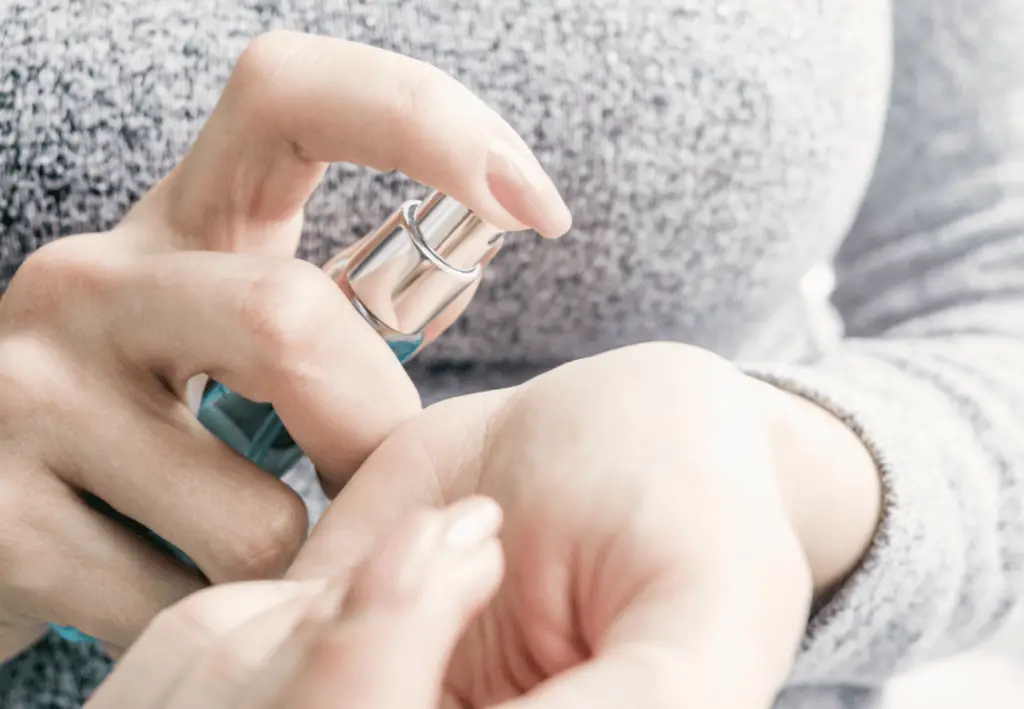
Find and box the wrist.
[746,375,883,604]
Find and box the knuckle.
[220,492,307,580]
[4,237,120,321]
[230,30,305,124]
[237,260,340,375]
[0,337,72,421]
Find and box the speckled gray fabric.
[1,1,1022,708]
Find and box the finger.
[163,584,328,709]
[155,30,570,251]
[109,249,420,485]
[64,383,308,586]
[245,498,504,709]
[85,581,318,709]
[288,389,511,581]
[0,622,46,664]
[5,475,205,649]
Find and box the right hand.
[0,30,570,660]
[85,498,504,709]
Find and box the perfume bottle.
[196,190,505,477]
[51,190,506,645]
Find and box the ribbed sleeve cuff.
[741,361,968,686]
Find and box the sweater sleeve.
[744,0,1024,687]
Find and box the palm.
[442,499,591,706]
[295,384,653,701]
[293,348,811,709]
[402,389,666,707]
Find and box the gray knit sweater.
[1,1,1022,707]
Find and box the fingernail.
[444,497,503,550]
[486,141,572,239]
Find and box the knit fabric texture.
[1,1,1022,708]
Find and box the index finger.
[156,31,570,250]
[85,582,317,709]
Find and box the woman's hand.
[0,31,569,660]
[85,497,504,709]
[291,343,882,708]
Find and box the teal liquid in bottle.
[195,335,424,477]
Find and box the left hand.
[290,342,881,708]
[86,497,505,709]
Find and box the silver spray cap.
[323,190,505,337]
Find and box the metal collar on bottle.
[324,190,505,336]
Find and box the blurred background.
[883,610,1024,708]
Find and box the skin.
[91,345,880,708]
[6,30,881,709]
[287,343,880,709]
[0,31,570,661]
[85,498,507,709]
